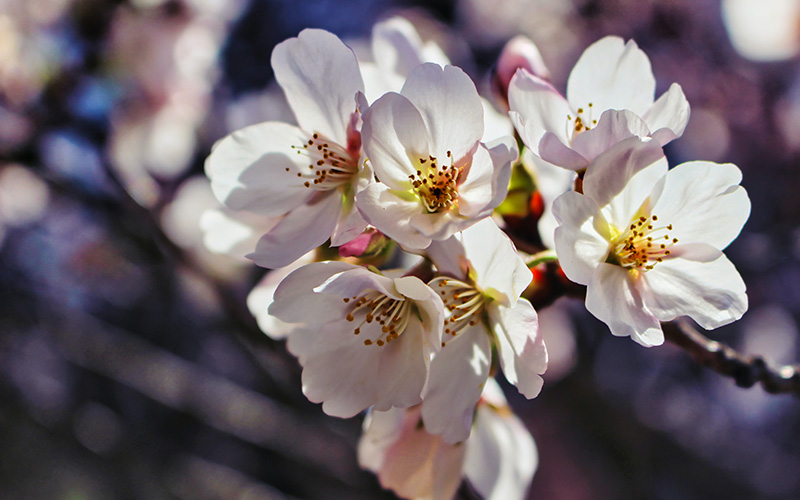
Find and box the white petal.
[199,209,278,259]
[552,191,610,285]
[358,407,406,474]
[401,63,484,161]
[571,109,652,164]
[567,36,656,117]
[269,260,360,324]
[271,29,364,145]
[373,317,431,412]
[538,132,589,170]
[508,69,572,154]
[460,218,531,307]
[205,121,313,214]
[585,263,664,346]
[314,266,402,300]
[457,143,496,218]
[361,92,429,189]
[482,97,515,143]
[490,300,546,398]
[650,161,750,250]
[247,191,341,268]
[465,396,538,500]
[356,183,431,249]
[641,248,748,329]
[644,83,690,145]
[371,17,428,81]
[483,137,518,211]
[422,324,492,444]
[426,233,469,280]
[409,210,468,242]
[581,137,666,223]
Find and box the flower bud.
[493,35,550,110]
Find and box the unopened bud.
[338,227,389,258]
[493,36,550,110]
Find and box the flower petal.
[269,260,360,324]
[538,132,589,170]
[400,63,484,161]
[552,191,610,285]
[644,83,690,145]
[641,248,748,329]
[271,29,364,145]
[585,263,664,346]
[373,317,431,412]
[362,92,430,189]
[199,209,278,259]
[205,121,314,214]
[422,323,492,444]
[464,390,538,500]
[570,109,652,164]
[356,183,431,249]
[508,69,572,153]
[490,300,546,398]
[566,36,655,117]
[651,161,750,250]
[247,191,341,268]
[457,143,496,218]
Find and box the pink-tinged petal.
[581,137,666,223]
[422,324,491,444]
[247,252,316,339]
[401,63,484,161]
[362,92,430,189]
[465,389,538,500]
[552,191,610,285]
[460,219,531,307]
[269,261,360,324]
[641,247,748,329]
[199,209,279,259]
[357,183,431,249]
[205,122,314,215]
[457,144,496,218]
[508,69,572,152]
[651,161,750,250]
[537,132,589,170]
[496,35,551,97]
[373,317,431,412]
[644,83,690,145]
[567,36,656,117]
[359,407,466,500]
[585,263,664,346]
[571,110,652,164]
[247,191,342,268]
[271,29,364,145]
[490,300,546,398]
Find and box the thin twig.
[664,319,800,396]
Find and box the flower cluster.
[204,17,750,500]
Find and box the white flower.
[508,36,690,171]
[358,378,537,500]
[357,63,518,250]
[423,218,547,443]
[553,137,750,346]
[205,29,369,268]
[267,261,445,417]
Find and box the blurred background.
[2,0,800,498]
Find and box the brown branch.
[664,319,800,396]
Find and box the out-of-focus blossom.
[553,137,749,346]
[536,297,577,382]
[509,36,690,171]
[207,29,370,269]
[268,262,444,417]
[520,149,574,249]
[358,63,517,250]
[722,0,800,62]
[0,164,50,247]
[359,379,537,500]
[424,219,546,442]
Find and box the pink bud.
[338,228,387,258]
[493,36,551,109]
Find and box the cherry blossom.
[358,379,537,500]
[267,261,445,417]
[553,137,750,346]
[423,218,547,442]
[205,29,369,268]
[357,63,518,250]
[508,36,690,171]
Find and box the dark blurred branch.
[664,319,800,396]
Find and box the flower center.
[610,214,678,271]
[343,290,412,347]
[429,277,485,347]
[289,132,358,190]
[408,151,459,213]
[565,103,597,142]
